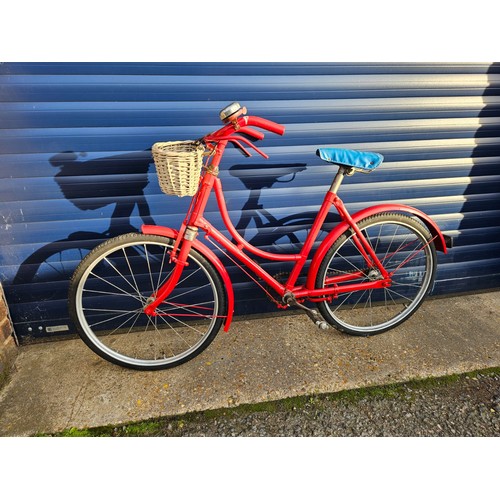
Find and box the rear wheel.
[69,233,226,370]
[315,213,437,336]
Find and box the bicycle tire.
[69,232,226,370]
[315,212,437,336]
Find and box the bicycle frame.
[142,113,448,330]
[145,168,396,319]
[69,103,457,372]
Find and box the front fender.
[141,224,234,331]
[306,204,448,290]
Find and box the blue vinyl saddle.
[316,148,383,173]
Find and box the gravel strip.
[125,371,500,437]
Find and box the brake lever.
[208,134,269,159]
[231,139,252,157]
[228,135,269,159]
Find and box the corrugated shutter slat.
[1,62,499,340]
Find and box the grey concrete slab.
[1,291,499,436]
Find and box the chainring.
[264,272,289,306]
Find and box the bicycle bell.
[219,102,247,123]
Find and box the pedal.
[302,306,329,330]
[315,318,329,330]
[283,292,329,330]
[308,309,329,330]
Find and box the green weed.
[41,366,500,437]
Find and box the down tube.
[198,218,288,297]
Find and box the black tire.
[315,213,437,336]
[69,233,226,370]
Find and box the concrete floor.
[1,291,499,436]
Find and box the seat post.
[329,166,351,194]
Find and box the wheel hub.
[366,268,383,281]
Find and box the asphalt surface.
[130,369,500,437]
[1,290,500,436]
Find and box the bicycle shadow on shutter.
[229,162,340,251]
[454,62,500,294]
[50,150,155,234]
[11,150,157,336]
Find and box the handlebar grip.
[243,116,286,136]
[238,126,265,141]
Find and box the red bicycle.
[69,103,450,370]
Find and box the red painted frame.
[143,112,447,326]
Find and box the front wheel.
[69,233,227,370]
[315,213,437,336]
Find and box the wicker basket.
[152,141,205,197]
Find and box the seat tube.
[333,194,389,278]
[329,166,349,194]
[286,190,336,287]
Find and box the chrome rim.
[75,240,219,367]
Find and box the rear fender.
[141,224,234,331]
[306,204,448,290]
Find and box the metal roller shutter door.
[1,62,499,342]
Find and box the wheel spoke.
[87,308,142,329]
[317,214,435,335]
[71,235,224,369]
[88,271,144,304]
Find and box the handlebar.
[201,105,285,162]
[206,108,285,141]
[240,116,286,136]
